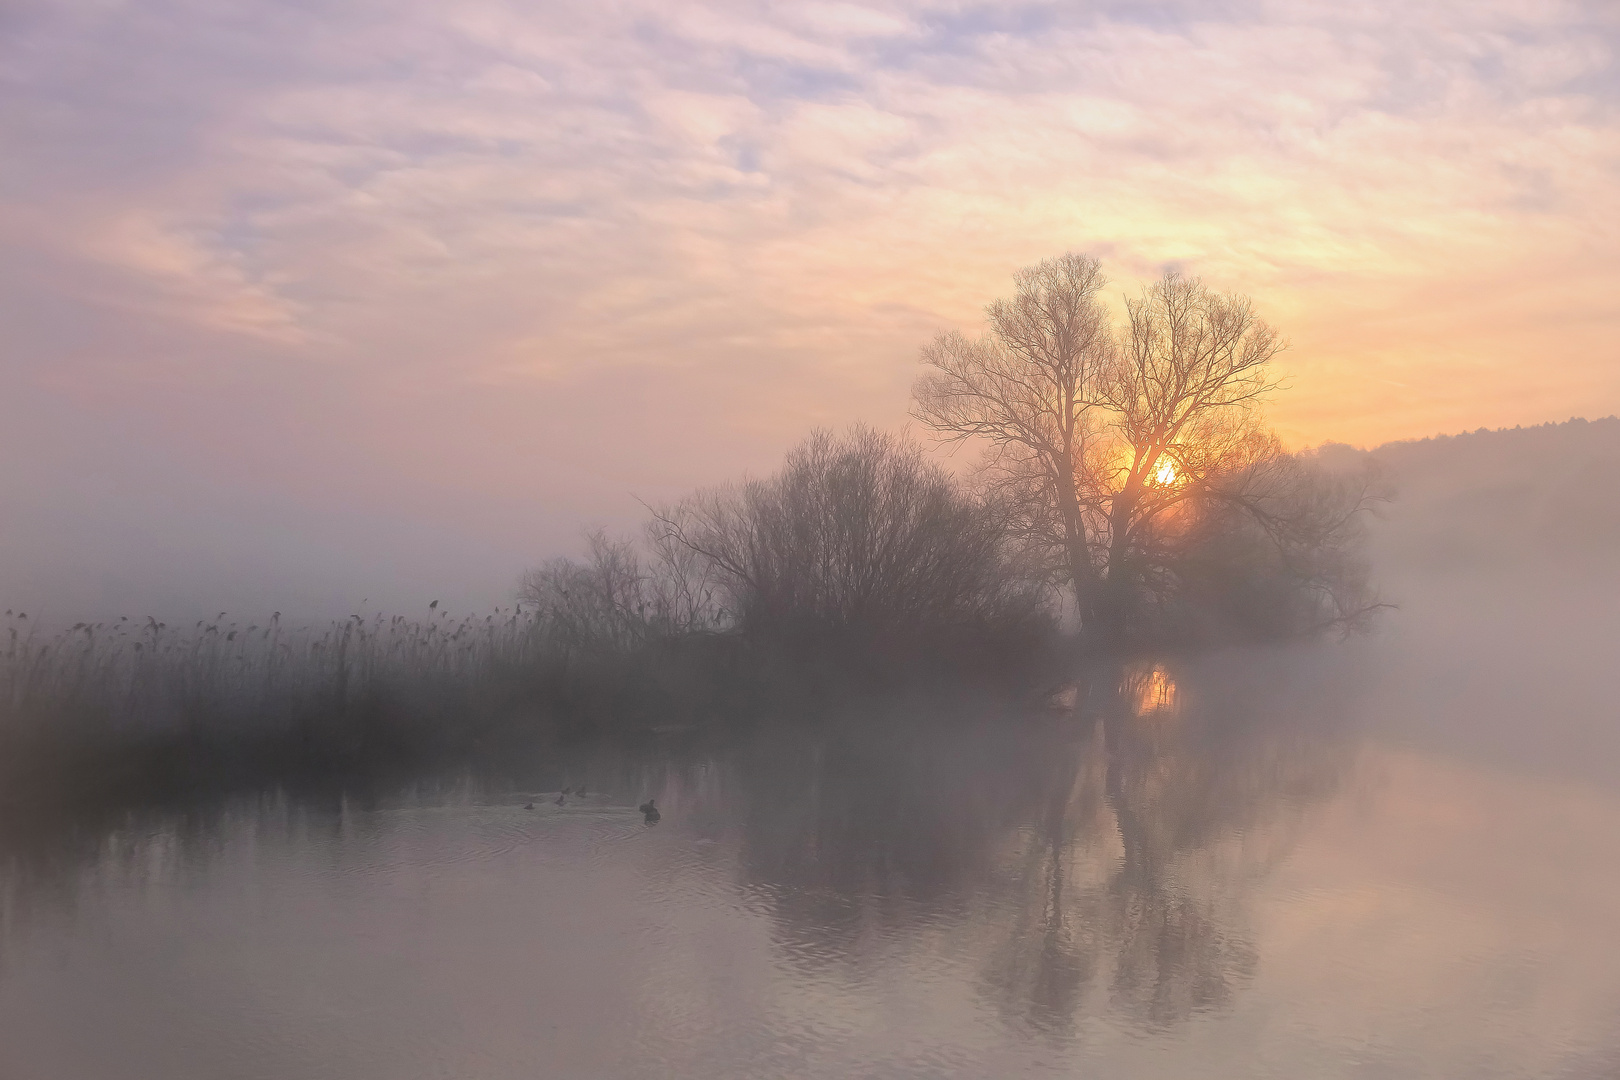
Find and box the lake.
[2,573,1618,1078]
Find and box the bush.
[652,426,1052,650]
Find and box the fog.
[8,411,1614,633]
[6,0,1620,1070]
[0,367,735,624]
[3,417,1617,1079]
[1352,417,1620,788]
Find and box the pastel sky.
[3,0,1618,618]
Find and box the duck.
[639,798,660,822]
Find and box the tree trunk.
[1056,462,1104,638]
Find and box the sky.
[3,0,1618,620]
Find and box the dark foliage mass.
[1123,446,1385,642]
[646,426,1052,664]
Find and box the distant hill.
[1324,417,1620,575]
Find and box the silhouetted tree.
[911,254,1115,619]
[914,254,1381,645]
[650,426,1048,649]
[518,529,726,649]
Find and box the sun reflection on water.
[1132,664,1178,716]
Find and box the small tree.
[649,426,1047,645]
[914,254,1378,644]
[518,529,727,651]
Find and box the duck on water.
[639,799,660,823]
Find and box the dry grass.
[0,601,744,807]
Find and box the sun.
[1154,458,1178,485]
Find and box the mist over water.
[1358,419,1620,789]
[6,0,1619,1066]
[1,420,1617,1078]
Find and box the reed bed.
[0,602,729,806]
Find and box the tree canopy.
[914,253,1380,645]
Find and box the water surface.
[3,613,1618,1078]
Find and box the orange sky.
[3,0,1618,617]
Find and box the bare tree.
[649,426,1046,641]
[518,529,726,651]
[913,253,1114,615]
[915,255,1377,643]
[1088,271,1285,632]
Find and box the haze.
[3,0,1618,621]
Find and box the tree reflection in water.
[0,649,1362,1046]
[719,651,1358,1035]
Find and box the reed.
[0,596,753,806]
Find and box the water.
[3,596,1619,1077]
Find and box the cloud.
[2,0,1618,615]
